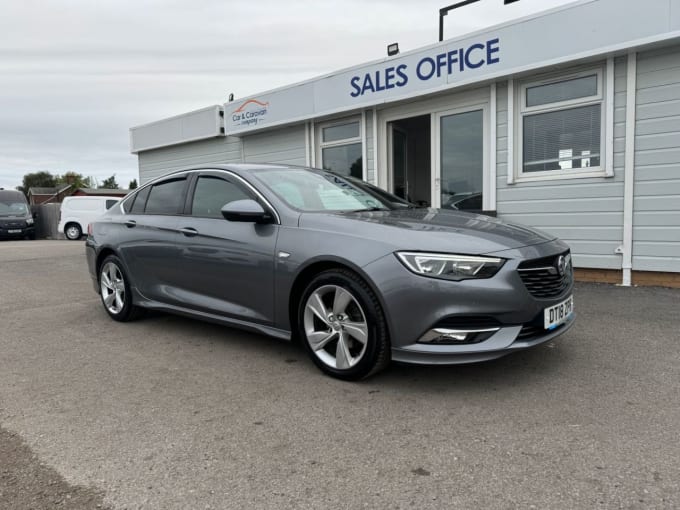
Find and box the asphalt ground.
[0,240,678,509]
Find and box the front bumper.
[391,314,575,364]
[0,225,34,238]
[362,239,575,365]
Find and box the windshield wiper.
[347,207,388,213]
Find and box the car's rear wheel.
[298,269,390,380]
[99,255,142,322]
[65,223,82,240]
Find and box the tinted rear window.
[130,187,150,214]
[145,179,186,215]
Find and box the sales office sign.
[349,38,500,98]
[226,37,501,134]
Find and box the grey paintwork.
[86,164,574,365]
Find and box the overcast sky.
[0,0,576,190]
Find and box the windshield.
[0,200,29,216]
[252,168,411,212]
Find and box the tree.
[16,171,57,196]
[128,178,138,190]
[56,171,93,190]
[99,174,119,189]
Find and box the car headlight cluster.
[26,217,34,225]
[396,252,505,281]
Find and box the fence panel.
[33,203,61,239]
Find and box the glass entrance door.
[391,128,408,200]
[436,108,485,211]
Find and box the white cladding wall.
[242,125,307,165]
[138,126,307,183]
[496,59,627,270]
[633,46,680,272]
[138,136,242,184]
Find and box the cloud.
[0,0,577,189]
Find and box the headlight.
[26,217,34,225]
[396,252,505,281]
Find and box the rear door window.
[145,178,187,215]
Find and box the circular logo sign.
[557,255,567,277]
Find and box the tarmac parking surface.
[1,240,678,509]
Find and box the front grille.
[517,321,566,341]
[517,251,573,299]
[433,316,501,330]
[516,324,541,340]
[1,220,24,228]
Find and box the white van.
[58,196,121,240]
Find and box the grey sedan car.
[86,164,575,380]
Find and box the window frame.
[516,67,607,182]
[315,116,364,179]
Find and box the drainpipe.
[621,52,637,286]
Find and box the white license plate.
[8,229,21,234]
[544,295,574,330]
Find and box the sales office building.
[131,0,680,286]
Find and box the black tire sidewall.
[298,270,387,380]
[66,224,81,240]
[99,255,136,322]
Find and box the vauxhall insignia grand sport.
[86,164,575,380]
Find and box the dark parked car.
[86,165,575,380]
[0,189,35,240]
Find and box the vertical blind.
[523,104,601,172]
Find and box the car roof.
[0,189,27,200]
[146,163,316,182]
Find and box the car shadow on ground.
[135,308,574,394]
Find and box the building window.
[518,69,605,180]
[317,118,363,178]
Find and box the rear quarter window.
[129,187,151,214]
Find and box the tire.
[65,223,82,241]
[98,255,143,322]
[298,269,390,380]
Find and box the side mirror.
[221,199,272,224]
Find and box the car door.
[116,176,187,304]
[173,171,278,325]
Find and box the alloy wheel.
[100,262,126,314]
[303,284,369,370]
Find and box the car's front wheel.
[99,255,143,322]
[298,269,390,380]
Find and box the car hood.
[298,208,557,254]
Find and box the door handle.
[179,227,198,237]
[124,220,137,228]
